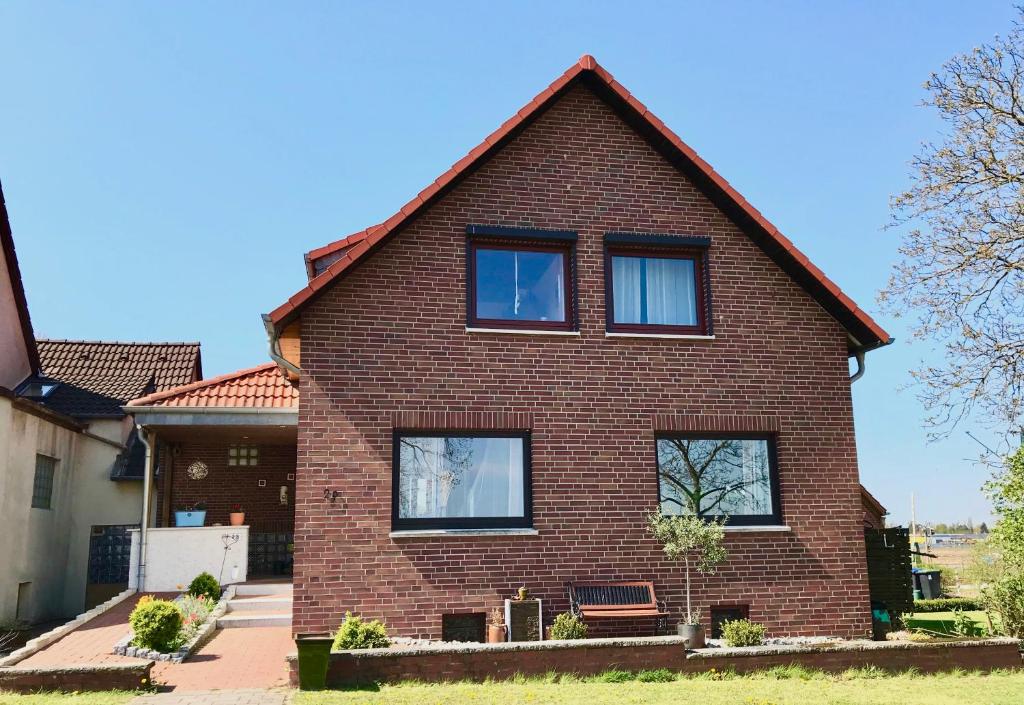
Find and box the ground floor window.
[392,431,531,530]
[655,435,782,526]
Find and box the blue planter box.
[174,510,206,527]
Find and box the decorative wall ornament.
[186,460,209,480]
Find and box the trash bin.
[912,569,942,599]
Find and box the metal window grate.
[88,524,139,584]
[31,455,57,509]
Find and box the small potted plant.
[174,501,207,527]
[229,504,245,526]
[516,586,529,601]
[648,511,727,650]
[487,607,506,643]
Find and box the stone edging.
[689,636,1022,659]
[0,588,137,667]
[113,586,235,663]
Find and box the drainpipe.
[850,348,866,384]
[136,425,153,591]
[262,314,302,377]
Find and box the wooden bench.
[567,581,669,634]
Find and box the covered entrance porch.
[124,363,298,591]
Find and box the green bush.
[637,668,676,682]
[912,597,982,612]
[549,612,588,640]
[187,572,220,603]
[596,669,633,683]
[129,597,183,652]
[720,618,767,647]
[950,608,985,637]
[332,612,391,650]
[982,574,1024,637]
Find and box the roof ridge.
[37,339,201,347]
[126,361,280,406]
[269,54,890,351]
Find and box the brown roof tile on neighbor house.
[127,362,297,409]
[37,339,202,418]
[278,55,891,355]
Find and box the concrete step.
[233,582,292,597]
[217,611,292,628]
[226,595,292,613]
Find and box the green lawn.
[295,669,1024,705]
[904,610,993,637]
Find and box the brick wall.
[302,639,1022,687]
[295,84,872,639]
[157,441,296,529]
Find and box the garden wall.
[289,637,1022,687]
[0,662,153,693]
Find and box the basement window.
[228,445,259,466]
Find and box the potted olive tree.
[648,511,727,649]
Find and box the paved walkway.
[152,626,294,691]
[15,593,167,667]
[130,688,291,705]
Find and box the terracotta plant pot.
[229,512,245,526]
[677,623,705,649]
[487,624,506,643]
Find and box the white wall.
[0,396,77,624]
[129,526,248,592]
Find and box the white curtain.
[612,257,643,322]
[613,256,696,325]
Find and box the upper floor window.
[605,234,711,335]
[392,431,532,530]
[228,444,259,466]
[32,454,57,509]
[466,225,577,332]
[656,435,782,526]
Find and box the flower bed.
[113,585,234,663]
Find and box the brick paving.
[14,593,170,668]
[130,689,291,705]
[151,626,294,691]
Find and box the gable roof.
[0,179,41,376]
[126,361,297,409]
[268,55,891,354]
[38,339,202,417]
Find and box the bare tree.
[657,439,769,516]
[883,9,1024,442]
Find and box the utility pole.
[910,492,918,567]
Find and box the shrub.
[597,669,633,683]
[129,598,183,652]
[637,668,676,682]
[548,612,588,640]
[332,612,390,650]
[912,597,983,612]
[950,608,985,637]
[720,618,766,647]
[982,573,1024,637]
[187,572,220,603]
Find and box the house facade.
[0,181,202,625]
[264,57,892,640]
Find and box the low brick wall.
[288,636,1022,687]
[0,662,153,693]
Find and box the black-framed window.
[605,237,710,335]
[655,434,782,526]
[392,431,532,530]
[32,454,57,510]
[466,227,576,331]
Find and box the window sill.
[466,327,580,336]
[606,332,715,340]
[723,525,791,533]
[389,528,539,539]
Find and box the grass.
[903,610,992,637]
[0,692,136,705]
[293,668,1024,705]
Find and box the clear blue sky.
[2,1,1017,526]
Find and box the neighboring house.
[261,56,893,639]
[861,486,888,530]
[0,180,202,624]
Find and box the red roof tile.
[38,339,202,417]
[127,362,297,409]
[272,55,891,352]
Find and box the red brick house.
[263,56,892,640]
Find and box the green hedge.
[913,597,983,612]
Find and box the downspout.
[850,348,866,384]
[136,425,153,591]
[262,314,302,377]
